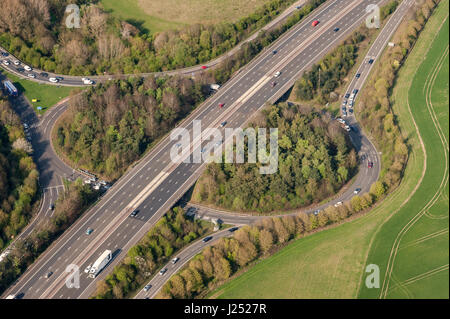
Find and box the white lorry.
[89,250,112,278]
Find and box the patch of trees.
[0,96,39,250]
[55,75,208,180]
[293,26,370,104]
[0,0,325,75]
[93,207,213,299]
[0,179,98,294]
[193,103,358,213]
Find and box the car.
[55,76,64,81]
[296,5,303,9]
[130,209,139,217]
[229,227,239,232]
[84,265,91,273]
[334,201,343,207]
[356,73,361,78]
[345,93,350,99]
[40,72,48,77]
[313,209,321,216]
[13,60,20,66]
[274,71,281,77]
[354,188,362,194]
[272,50,277,54]
[333,27,340,32]
[337,118,345,124]
[345,125,351,132]
[202,236,213,243]
[271,81,276,87]
[86,228,94,235]
[16,67,24,73]
[368,161,374,168]
[220,121,227,127]
[349,108,353,114]
[49,203,55,211]
[23,65,32,71]
[27,73,36,78]
[349,100,354,107]
[45,271,53,279]
[353,88,359,94]
[83,78,94,85]
[23,123,29,129]
[341,106,346,112]
[343,111,348,117]
[1,52,9,57]
[342,100,347,106]
[144,284,152,292]
[3,60,10,65]
[368,59,374,64]
[159,268,168,275]
[172,257,180,264]
[312,20,320,27]
[49,77,59,83]
[218,103,224,108]
[201,65,207,69]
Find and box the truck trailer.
[3,80,18,97]
[89,250,112,278]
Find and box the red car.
[219,103,224,108]
[312,20,319,27]
[368,161,374,168]
[201,65,207,69]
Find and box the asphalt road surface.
[0,0,310,87]
[2,0,393,299]
[133,0,415,298]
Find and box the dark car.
[16,67,24,73]
[144,284,152,291]
[353,89,359,94]
[356,73,361,78]
[229,227,239,233]
[45,271,53,279]
[368,59,374,64]
[1,52,9,57]
[368,161,374,168]
[40,72,48,78]
[349,108,353,114]
[333,27,340,32]
[272,50,277,54]
[345,93,350,99]
[130,209,139,217]
[49,203,55,211]
[202,236,213,243]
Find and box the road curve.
[0,0,309,87]
[135,0,416,299]
[2,0,391,299]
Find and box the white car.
[334,201,343,207]
[354,188,361,194]
[84,265,91,273]
[13,60,20,66]
[27,73,36,78]
[3,60,10,65]
[172,257,180,264]
[83,78,94,85]
[49,77,59,83]
[274,71,281,77]
[24,65,32,71]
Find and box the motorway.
[134,0,416,299]
[0,0,310,87]
[1,0,389,299]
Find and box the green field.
[0,70,78,115]
[100,0,273,33]
[209,1,449,299]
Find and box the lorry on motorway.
[2,80,18,96]
[89,250,112,278]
